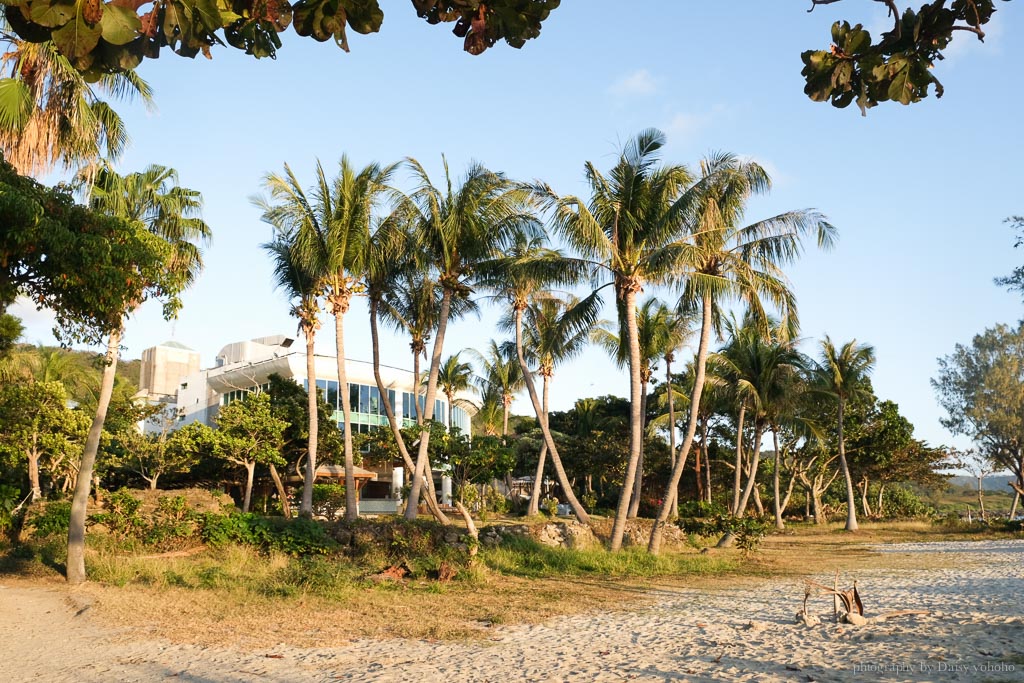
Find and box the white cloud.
[608,69,658,98]
[664,112,708,141]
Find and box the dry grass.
[3,518,1018,650]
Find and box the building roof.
[159,341,194,350]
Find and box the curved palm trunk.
[527,374,551,516]
[837,398,859,531]
[334,307,358,521]
[412,347,424,424]
[268,463,291,518]
[67,328,120,585]
[502,400,510,442]
[772,429,784,530]
[627,380,648,519]
[405,289,453,521]
[649,293,713,554]
[514,307,588,524]
[731,405,746,515]
[665,358,678,518]
[300,331,319,517]
[370,299,447,522]
[610,289,644,550]
[735,423,764,517]
[704,432,712,504]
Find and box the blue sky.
[12,1,1024,450]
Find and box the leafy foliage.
[801,1,1006,114]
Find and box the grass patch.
[481,536,736,578]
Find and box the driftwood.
[804,577,863,618]
[800,573,932,625]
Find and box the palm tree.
[593,297,677,518]
[261,236,322,519]
[535,129,695,548]
[478,230,594,523]
[436,353,475,432]
[470,339,524,440]
[0,35,153,177]
[647,152,836,554]
[518,294,598,516]
[401,158,533,521]
[261,156,396,521]
[813,336,876,532]
[67,163,210,584]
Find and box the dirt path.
[3,540,1023,682]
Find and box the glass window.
[303,379,309,392]
[436,399,445,424]
[359,384,370,414]
[369,386,380,415]
[388,389,396,416]
[350,383,359,411]
[326,381,338,410]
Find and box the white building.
[143,335,474,513]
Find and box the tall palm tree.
[593,296,676,518]
[436,353,475,432]
[535,129,695,548]
[261,236,323,518]
[0,35,153,177]
[647,153,836,554]
[813,336,876,532]
[67,163,210,584]
[262,156,396,521]
[518,294,598,516]
[478,231,594,523]
[401,158,533,521]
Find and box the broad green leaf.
[843,27,870,55]
[28,0,77,27]
[100,4,140,45]
[51,11,102,59]
[0,78,33,133]
[887,60,914,105]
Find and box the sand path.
[2,540,1023,682]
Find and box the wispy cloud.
[608,69,658,98]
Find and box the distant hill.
[948,474,1017,493]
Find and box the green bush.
[676,515,771,554]
[144,495,196,549]
[91,489,143,540]
[882,485,933,519]
[540,496,559,518]
[0,485,20,535]
[677,500,728,518]
[311,484,346,521]
[27,500,71,539]
[581,491,597,512]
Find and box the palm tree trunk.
[627,380,648,519]
[694,427,704,506]
[735,424,764,517]
[412,348,424,424]
[514,306,588,524]
[502,401,510,442]
[703,421,712,503]
[406,289,453,521]
[67,328,120,585]
[837,398,859,531]
[333,307,358,521]
[648,293,712,554]
[610,288,644,551]
[731,405,746,515]
[772,429,784,530]
[527,375,551,516]
[242,461,256,514]
[370,298,447,523]
[268,463,291,518]
[665,357,678,517]
[780,471,796,516]
[300,330,319,518]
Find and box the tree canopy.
[0,0,1006,111]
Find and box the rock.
[745,620,769,632]
[842,612,869,626]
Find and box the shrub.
[483,485,509,515]
[581,491,597,512]
[27,500,71,539]
[882,485,933,519]
[311,484,346,521]
[91,489,143,540]
[677,500,728,518]
[540,496,559,518]
[676,515,771,555]
[0,485,20,535]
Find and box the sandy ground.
[2,540,1023,682]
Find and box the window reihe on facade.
[221,383,271,406]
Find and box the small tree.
[213,393,287,514]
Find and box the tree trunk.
[406,288,453,521]
[977,475,986,522]
[837,398,859,532]
[704,432,712,504]
[735,424,764,517]
[772,429,784,530]
[268,463,291,518]
[694,426,704,507]
[333,304,358,521]
[527,374,551,516]
[877,483,885,518]
[370,298,447,523]
[610,288,644,549]
[300,330,319,518]
[812,487,824,524]
[627,380,648,519]
[665,358,678,517]
[648,293,712,554]
[1010,490,1020,520]
[859,476,872,518]
[513,306,588,524]
[242,461,256,514]
[731,405,746,515]
[149,476,159,491]
[779,472,796,517]
[752,482,764,515]
[67,329,120,585]
[27,450,41,503]
[502,401,510,442]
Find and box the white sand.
[2,540,1022,682]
